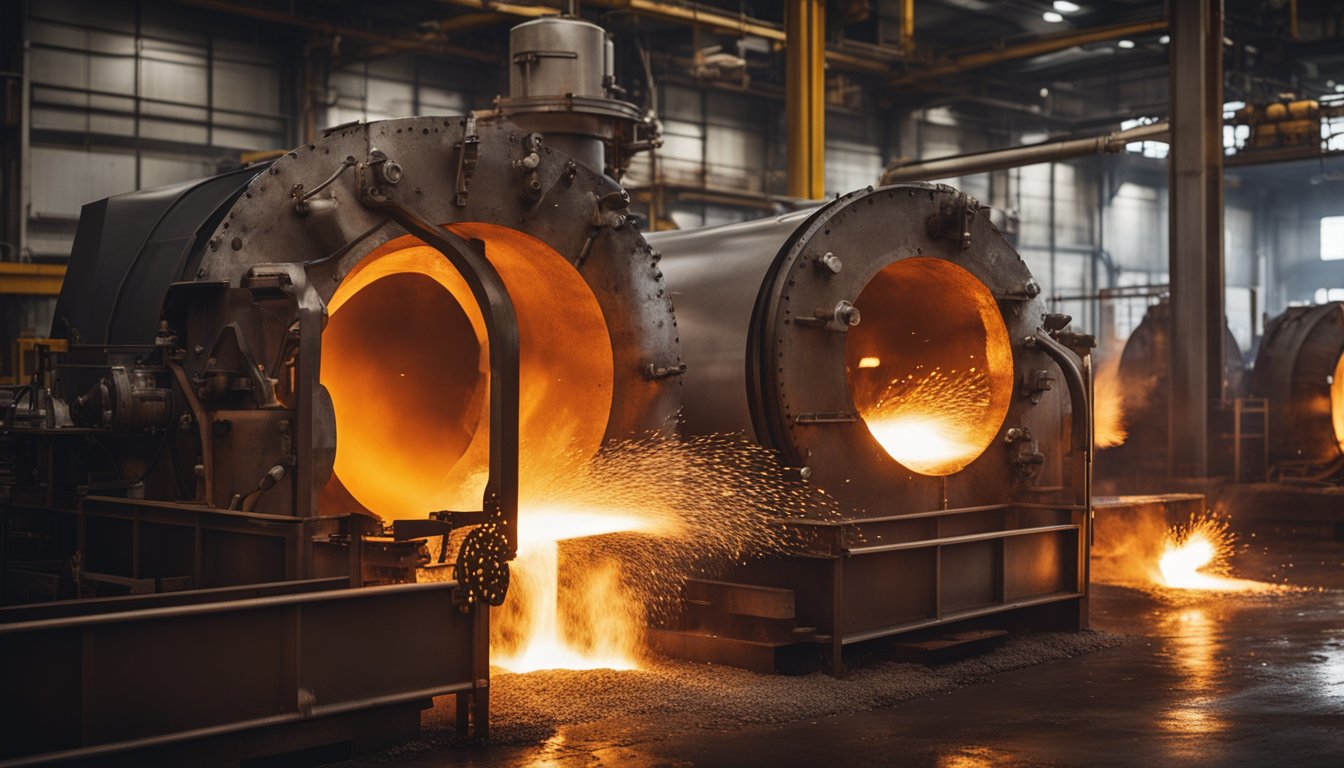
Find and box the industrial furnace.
[1092,297,1248,491]
[1251,301,1344,481]
[650,186,1095,672]
[0,14,673,765]
[1,11,1098,764]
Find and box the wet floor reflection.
[936,745,1016,768]
[1314,627,1344,699]
[1157,606,1226,743]
[520,734,568,768]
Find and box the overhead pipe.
[166,0,497,61]
[879,121,1168,184]
[891,18,1167,86]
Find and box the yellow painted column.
[786,0,825,200]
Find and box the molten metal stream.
[324,223,652,671]
[322,227,824,673]
[846,258,1013,476]
[493,507,665,673]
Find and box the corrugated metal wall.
[5,0,1311,361]
[26,0,291,260]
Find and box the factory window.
[1315,288,1344,303]
[1121,117,1168,159]
[1323,216,1344,261]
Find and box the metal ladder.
[1233,397,1269,482]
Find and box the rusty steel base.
[0,578,487,767]
[656,501,1089,676]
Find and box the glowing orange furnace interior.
[320,222,615,520]
[1333,350,1344,454]
[845,257,1014,476]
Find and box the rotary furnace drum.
[1094,298,1246,490]
[0,15,677,764]
[1252,302,1344,479]
[649,185,1094,673]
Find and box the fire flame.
[1156,515,1267,592]
[846,257,1014,477]
[488,436,834,673]
[1092,355,1128,449]
[492,508,664,672]
[325,227,834,673]
[860,367,992,476]
[322,224,614,521]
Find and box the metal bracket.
[241,264,331,519]
[644,362,687,380]
[1004,426,1045,478]
[454,115,480,208]
[574,190,631,269]
[795,411,858,424]
[357,154,521,563]
[927,193,979,250]
[516,133,544,204]
[793,301,861,332]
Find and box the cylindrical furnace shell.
[1252,301,1344,472]
[650,184,1083,516]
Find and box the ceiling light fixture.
[1159,34,1170,44]
[1043,11,1064,23]
[1117,39,1135,49]
[1053,1,1082,12]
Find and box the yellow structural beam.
[786,0,825,200]
[900,0,914,53]
[0,263,65,296]
[590,0,889,74]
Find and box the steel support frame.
[1167,0,1225,478]
[792,503,1086,677]
[786,0,825,200]
[0,580,482,765]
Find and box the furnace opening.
[845,257,1014,476]
[1333,350,1344,453]
[322,222,614,520]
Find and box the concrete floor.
[348,523,1344,768]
